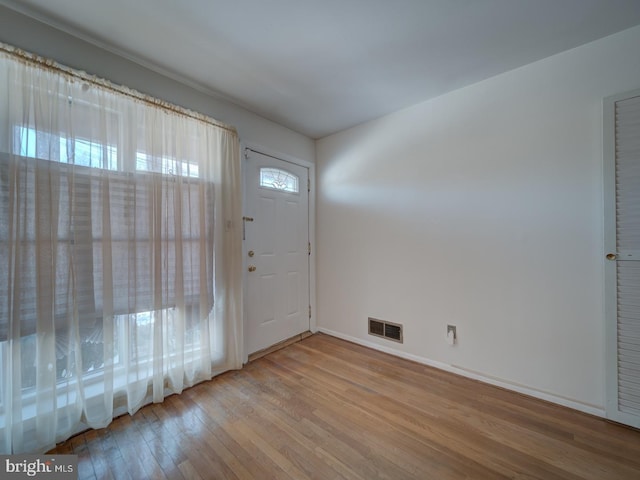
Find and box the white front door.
[244,149,310,355]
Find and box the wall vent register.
[368,317,403,343]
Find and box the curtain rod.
[0,42,238,137]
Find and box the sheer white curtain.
[0,45,243,454]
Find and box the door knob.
[248,265,256,272]
[606,253,617,261]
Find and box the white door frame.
[241,142,316,363]
[603,87,640,427]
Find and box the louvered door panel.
[609,92,640,426]
[617,261,640,416]
[616,95,640,253]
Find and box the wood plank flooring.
[49,333,640,479]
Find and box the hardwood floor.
[49,333,640,479]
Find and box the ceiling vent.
[368,317,403,343]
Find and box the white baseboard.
[317,327,606,418]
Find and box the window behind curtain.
[0,46,242,454]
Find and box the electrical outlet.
[447,325,458,345]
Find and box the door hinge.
[307,178,311,192]
[308,242,311,255]
[309,305,312,319]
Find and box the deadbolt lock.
[248,250,255,257]
[606,253,617,261]
[248,265,256,272]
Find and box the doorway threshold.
[248,331,313,363]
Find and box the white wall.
[316,25,640,413]
[0,6,314,163]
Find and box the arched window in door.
[259,167,299,193]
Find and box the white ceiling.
[3,0,640,139]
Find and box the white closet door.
[605,91,640,427]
